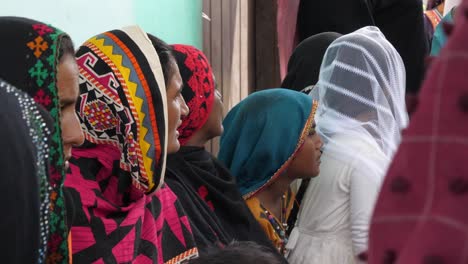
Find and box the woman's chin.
[167,139,181,154]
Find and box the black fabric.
[0,80,54,263]
[165,147,277,250]
[281,32,342,91]
[297,0,427,94]
[0,86,38,263]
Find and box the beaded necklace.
[260,194,289,254]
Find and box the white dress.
[286,134,388,264]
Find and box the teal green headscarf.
[218,88,317,198]
[431,7,456,56]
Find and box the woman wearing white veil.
[286,26,409,264]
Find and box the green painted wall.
[136,0,203,49]
[0,0,202,48]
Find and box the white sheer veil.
[309,26,409,177]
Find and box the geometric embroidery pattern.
[84,100,119,131]
[67,26,198,264]
[0,18,70,264]
[76,30,164,194]
[171,44,215,146]
[27,36,49,58]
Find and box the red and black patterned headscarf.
[166,45,280,255]
[171,44,215,145]
[0,16,71,264]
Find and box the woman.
[431,5,457,56]
[281,32,342,232]
[166,44,275,250]
[297,0,426,95]
[0,79,53,263]
[424,0,445,50]
[368,3,468,263]
[218,89,323,254]
[64,26,198,263]
[286,27,409,264]
[281,32,342,92]
[0,17,84,263]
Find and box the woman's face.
[288,122,323,179]
[202,89,224,139]
[166,61,189,153]
[57,54,85,169]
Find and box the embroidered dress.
[245,189,295,253]
[65,26,198,264]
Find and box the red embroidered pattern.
[172,45,215,145]
[83,100,119,131]
[125,133,138,166]
[198,186,215,211]
[34,89,52,106]
[33,24,53,36]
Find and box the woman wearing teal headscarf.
[218,89,323,255]
[431,6,457,55]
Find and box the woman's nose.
[64,112,84,146]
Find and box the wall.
[0,0,202,47]
[202,0,254,155]
[136,0,203,48]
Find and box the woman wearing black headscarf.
[282,32,342,92]
[0,79,53,263]
[0,17,84,263]
[166,44,277,252]
[297,0,427,96]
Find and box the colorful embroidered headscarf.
[218,89,318,198]
[368,2,468,263]
[171,44,215,145]
[65,26,198,263]
[0,79,53,264]
[75,26,168,193]
[0,16,71,263]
